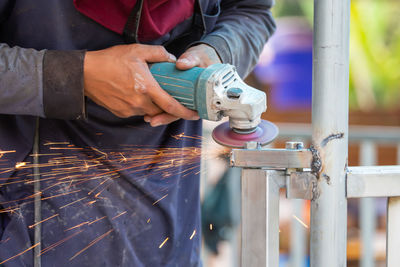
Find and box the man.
[0,0,275,266]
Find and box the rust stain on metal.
[321,133,344,147]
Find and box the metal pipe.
[387,145,400,266]
[33,118,41,267]
[310,0,350,266]
[359,141,377,267]
[240,169,285,267]
[347,166,400,198]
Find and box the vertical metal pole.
[241,169,283,267]
[386,145,400,266]
[386,197,400,266]
[360,141,377,267]
[33,118,41,267]
[289,139,307,267]
[310,0,350,266]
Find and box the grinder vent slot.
[222,71,237,88]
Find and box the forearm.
[197,0,276,78]
[0,43,86,119]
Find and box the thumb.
[176,54,200,70]
[138,45,176,63]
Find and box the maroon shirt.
[74,0,195,42]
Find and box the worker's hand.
[84,44,199,122]
[144,44,221,126]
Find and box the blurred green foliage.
[272,0,400,111]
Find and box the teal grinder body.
[150,62,214,120]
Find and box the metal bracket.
[286,171,316,200]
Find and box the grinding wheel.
[212,120,279,148]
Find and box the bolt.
[245,141,259,149]
[285,141,304,150]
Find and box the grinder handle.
[149,62,204,111]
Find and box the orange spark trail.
[40,230,84,256]
[152,194,168,205]
[88,216,107,225]
[44,142,70,146]
[40,189,81,201]
[292,215,309,229]
[111,211,127,220]
[0,242,40,265]
[159,237,169,248]
[69,229,114,261]
[28,214,59,229]
[65,222,89,232]
[189,230,196,240]
[59,197,87,209]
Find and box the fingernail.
[144,117,150,122]
[177,58,190,65]
[169,54,176,62]
[152,121,162,127]
[192,115,200,120]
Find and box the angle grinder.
[150,62,278,148]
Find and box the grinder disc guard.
[212,120,279,148]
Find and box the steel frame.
[231,0,400,266]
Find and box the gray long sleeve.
[198,0,276,78]
[0,43,86,119]
[0,44,45,116]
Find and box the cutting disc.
[212,120,279,148]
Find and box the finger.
[176,54,201,70]
[139,97,163,116]
[147,113,181,127]
[137,45,176,63]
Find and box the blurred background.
[201,0,400,266]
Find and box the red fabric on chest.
[74,0,195,41]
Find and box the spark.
[88,216,107,225]
[15,162,27,169]
[87,200,97,205]
[50,147,83,150]
[65,222,89,232]
[28,214,59,229]
[69,229,114,261]
[59,197,87,209]
[292,215,309,229]
[146,218,151,224]
[0,242,40,265]
[41,189,81,201]
[152,194,168,205]
[40,230,83,256]
[171,132,202,140]
[90,147,108,159]
[159,237,169,248]
[0,150,16,155]
[29,153,62,157]
[44,142,70,146]
[111,211,127,220]
[209,224,213,231]
[189,230,196,240]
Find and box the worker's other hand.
[84,44,199,122]
[144,44,221,126]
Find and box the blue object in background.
[253,18,313,111]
